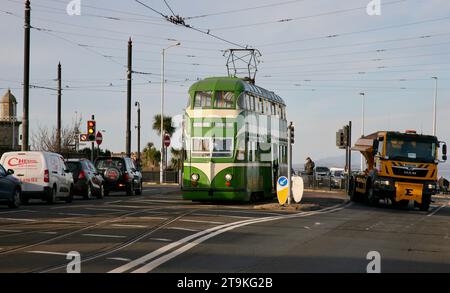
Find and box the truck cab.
[350,130,447,211]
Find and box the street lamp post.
[432,77,438,136]
[360,92,365,172]
[135,101,141,169]
[160,42,180,184]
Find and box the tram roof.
[189,77,286,106]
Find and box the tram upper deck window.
[194,91,213,108]
[215,91,234,109]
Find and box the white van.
[0,152,74,204]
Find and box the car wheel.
[84,183,93,200]
[47,187,57,204]
[8,188,21,209]
[135,181,143,195]
[96,184,104,199]
[65,186,74,203]
[126,183,134,196]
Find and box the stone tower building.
[0,89,21,152]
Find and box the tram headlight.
[225,174,233,182]
[191,173,199,182]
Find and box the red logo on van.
[7,158,38,167]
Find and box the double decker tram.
[182,77,288,201]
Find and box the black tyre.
[135,181,143,195]
[47,187,57,204]
[96,185,104,199]
[366,184,379,206]
[419,195,431,211]
[126,183,134,196]
[84,183,93,200]
[65,186,74,203]
[21,194,29,205]
[8,188,21,209]
[104,188,110,197]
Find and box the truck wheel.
[419,195,431,211]
[366,186,379,206]
[393,199,409,208]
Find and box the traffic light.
[288,123,295,144]
[343,125,349,147]
[336,129,345,149]
[87,120,96,141]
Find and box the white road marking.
[27,251,67,256]
[427,202,449,217]
[50,220,86,224]
[86,208,127,212]
[149,238,172,242]
[108,203,349,273]
[179,219,225,225]
[51,205,85,210]
[38,231,58,235]
[105,200,123,205]
[166,227,199,232]
[192,213,254,219]
[138,217,167,221]
[111,224,148,229]
[304,226,312,230]
[133,199,186,204]
[0,229,23,233]
[108,257,131,262]
[212,209,283,216]
[0,218,36,222]
[107,205,156,209]
[82,233,127,239]
[0,209,35,215]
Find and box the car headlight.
[381,180,390,186]
[191,173,199,181]
[225,174,233,181]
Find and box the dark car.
[0,163,22,208]
[94,157,142,196]
[66,159,104,200]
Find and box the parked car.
[314,166,331,186]
[330,168,345,189]
[0,163,22,208]
[94,157,142,196]
[66,159,104,200]
[0,152,74,204]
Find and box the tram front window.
[212,138,233,157]
[192,138,210,157]
[215,91,234,109]
[194,91,213,108]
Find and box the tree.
[170,147,183,170]
[152,114,175,136]
[31,117,82,153]
[142,142,161,170]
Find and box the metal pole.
[360,93,365,172]
[432,77,438,136]
[287,122,292,205]
[136,102,141,168]
[57,62,62,153]
[22,0,31,151]
[91,115,95,162]
[348,121,352,192]
[126,37,132,157]
[160,48,165,184]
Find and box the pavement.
[0,186,448,273]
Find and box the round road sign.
[164,134,171,148]
[95,131,103,145]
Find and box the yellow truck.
[349,130,447,211]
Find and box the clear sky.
[1,0,450,164]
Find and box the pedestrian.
[304,157,315,188]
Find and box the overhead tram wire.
[184,0,306,20]
[208,0,411,31]
[134,0,248,49]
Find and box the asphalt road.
[0,186,448,273]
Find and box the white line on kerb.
[82,233,127,239]
[109,203,349,273]
[27,251,67,256]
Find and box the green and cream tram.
[182,77,288,201]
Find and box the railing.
[298,172,346,191]
[141,171,180,184]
